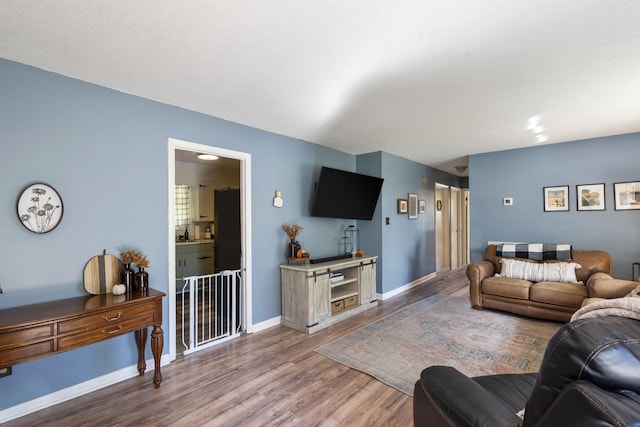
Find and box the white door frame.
[167,138,253,361]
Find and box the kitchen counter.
[175,239,214,246]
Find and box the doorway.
[435,184,469,272]
[168,138,252,362]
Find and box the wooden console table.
[0,288,165,388]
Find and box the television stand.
[280,255,377,333]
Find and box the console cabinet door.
[359,261,376,304]
[310,274,330,325]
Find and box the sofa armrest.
[525,381,640,427]
[415,366,523,427]
[467,261,495,309]
[586,273,638,299]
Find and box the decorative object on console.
[282,224,304,259]
[132,250,150,292]
[83,250,120,295]
[341,225,359,254]
[543,185,569,212]
[111,283,126,295]
[17,182,63,234]
[577,183,605,211]
[120,250,136,292]
[613,181,640,210]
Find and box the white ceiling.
[2,1,640,176]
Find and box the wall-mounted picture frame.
[17,182,64,233]
[577,183,605,211]
[614,181,640,211]
[397,198,408,214]
[408,193,418,219]
[543,185,569,212]
[418,200,426,214]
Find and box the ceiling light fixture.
[454,165,468,174]
[197,153,219,160]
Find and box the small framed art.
[543,185,569,212]
[577,183,605,211]
[408,193,418,219]
[397,199,408,214]
[418,200,426,214]
[614,181,640,210]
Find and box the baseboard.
[250,315,281,333]
[377,272,437,300]
[0,354,170,424]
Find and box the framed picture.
[577,183,605,211]
[543,185,569,212]
[408,193,418,219]
[418,200,426,214]
[17,182,64,233]
[614,181,640,210]
[397,198,408,214]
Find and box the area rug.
[315,294,561,396]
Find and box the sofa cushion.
[530,281,587,308]
[500,259,582,283]
[482,276,531,300]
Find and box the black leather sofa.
[413,316,640,426]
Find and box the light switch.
[503,197,513,206]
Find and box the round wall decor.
[17,183,64,234]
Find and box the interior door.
[435,184,451,272]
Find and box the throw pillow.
[626,284,640,298]
[496,243,572,260]
[500,259,582,283]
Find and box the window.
[175,185,191,227]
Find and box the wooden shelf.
[330,277,357,288]
[331,289,358,302]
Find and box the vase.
[134,268,149,292]
[287,239,298,259]
[120,262,135,293]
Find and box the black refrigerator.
[214,188,241,272]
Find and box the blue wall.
[469,133,640,279]
[0,58,462,411]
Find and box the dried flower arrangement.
[282,224,303,240]
[121,249,150,269]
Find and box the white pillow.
[500,259,581,283]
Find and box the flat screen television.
[310,167,384,220]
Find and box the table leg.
[151,324,164,388]
[135,328,148,376]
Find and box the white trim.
[377,272,437,300]
[0,355,170,424]
[250,316,282,333]
[167,138,253,359]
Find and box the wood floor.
[4,267,469,427]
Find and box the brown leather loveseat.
[467,244,636,322]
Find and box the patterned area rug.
[315,294,561,396]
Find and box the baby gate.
[179,269,242,354]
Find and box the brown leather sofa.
[467,244,636,322]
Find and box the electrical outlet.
[0,366,12,377]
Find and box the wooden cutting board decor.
[84,250,120,295]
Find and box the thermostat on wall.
[503,197,513,206]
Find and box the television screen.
[310,167,384,220]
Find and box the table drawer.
[58,312,156,350]
[0,340,54,366]
[0,324,53,348]
[58,302,156,334]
